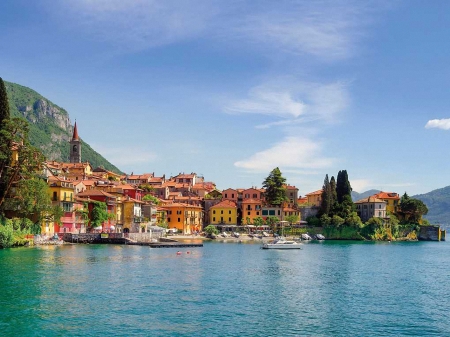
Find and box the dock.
[62,233,203,248]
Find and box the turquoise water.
[1,241,449,336]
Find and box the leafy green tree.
[262,167,287,206]
[4,177,52,226]
[345,211,363,228]
[89,201,109,229]
[253,217,265,227]
[306,215,321,227]
[204,224,218,235]
[0,118,45,212]
[245,217,251,225]
[0,218,14,248]
[320,214,331,227]
[320,174,331,216]
[285,214,299,225]
[142,194,160,205]
[265,215,279,232]
[331,215,345,227]
[398,193,428,223]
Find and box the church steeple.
[69,121,81,163]
[72,121,79,141]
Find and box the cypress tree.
[320,174,331,216]
[0,77,10,129]
[330,176,337,214]
[336,170,352,203]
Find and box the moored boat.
[262,237,302,249]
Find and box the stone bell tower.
[69,121,81,163]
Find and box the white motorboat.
[301,233,312,240]
[262,237,302,249]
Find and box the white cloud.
[351,179,372,193]
[225,80,349,127]
[234,136,333,172]
[425,119,450,130]
[351,179,414,193]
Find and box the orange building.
[306,190,322,207]
[165,203,203,234]
[241,199,263,225]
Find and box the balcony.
[134,216,144,223]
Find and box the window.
[253,194,257,198]
[229,210,231,214]
[229,217,231,222]
[63,202,72,212]
[225,194,228,198]
[269,210,275,216]
[221,217,223,222]
[221,210,223,214]
[378,212,381,217]
[178,218,180,222]
[53,192,57,201]
[278,210,280,215]
[232,194,234,198]
[63,192,66,200]
[379,205,381,209]
[168,218,171,222]
[213,210,216,214]
[256,211,259,215]
[213,217,216,221]
[262,210,268,216]
[248,212,250,216]
[245,194,249,198]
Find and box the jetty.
[62,233,203,248]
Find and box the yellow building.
[122,197,144,233]
[372,191,400,214]
[165,202,203,234]
[305,190,322,207]
[209,200,238,225]
[43,176,76,235]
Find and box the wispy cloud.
[351,179,414,193]
[425,118,450,130]
[237,1,368,60]
[52,0,379,59]
[56,0,219,50]
[225,79,349,128]
[234,136,333,172]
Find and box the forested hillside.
[5,81,121,173]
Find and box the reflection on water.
[1,241,449,336]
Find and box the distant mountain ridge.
[413,186,450,225]
[351,189,381,202]
[5,81,121,173]
[352,186,449,225]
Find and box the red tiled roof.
[210,200,237,209]
[373,191,400,200]
[77,190,116,198]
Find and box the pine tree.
[0,78,9,129]
[320,174,331,216]
[262,167,287,206]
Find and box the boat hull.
[262,244,302,249]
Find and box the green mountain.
[351,189,380,202]
[5,81,121,173]
[413,187,450,225]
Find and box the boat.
[301,233,312,240]
[262,231,270,237]
[261,237,302,249]
[233,232,240,238]
[315,234,325,240]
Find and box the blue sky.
[1,0,449,195]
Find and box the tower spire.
[72,121,79,141]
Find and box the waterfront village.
[5,123,427,241]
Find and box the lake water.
[1,240,449,336]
